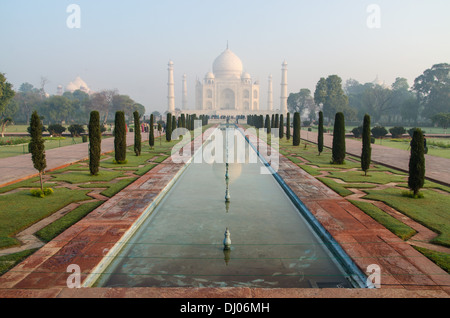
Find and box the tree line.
[0,80,146,127]
[287,63,450,127]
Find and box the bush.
[82,135,88,143]
[361,115,372,176]
[68,124,85,137]
[114,111,127,163]
[408,127,425,138]
[352,126,363,138]
[389,126,406,138]
[293,112,301,146]
[408,129,425,196]
[47,124,66,136]
[331,112,346,164]
[133,111,141,156]
[30,187,53,198]
[318,111,324,155]
[371,126,388,139]
[89,111,101,176]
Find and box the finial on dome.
[227,40,229,50]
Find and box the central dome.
[213,49,243,79]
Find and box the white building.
[167,48,288,117]
[195,48,260,116]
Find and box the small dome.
[241,72,251,79]
[205,72,215,79]
[213,49,243,79]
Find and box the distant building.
[65,76,92,94]
[167,47,288,117]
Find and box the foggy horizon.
[1,0,449,114]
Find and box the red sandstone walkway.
[301,130,450,186]
[0,133,146,188]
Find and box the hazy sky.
[1,0,449,114]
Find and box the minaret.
[280,61,288,114]
[167,60,175,113]
[182,74,188,110]
[267,75,273,111]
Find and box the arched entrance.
[220,88,235,110]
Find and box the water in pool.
[95,126,354,288]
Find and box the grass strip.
[0,249,38,276]
[316,177,353,197]
[363,188,450,247]
[348,199,417,241]
[413,246,450,274]
[35,201,104,243]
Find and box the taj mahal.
[167,47,288,117]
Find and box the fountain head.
[223,228,231,250]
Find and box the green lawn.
[363,188,450,247]
[0,188,91,249]
[277,132,450,272]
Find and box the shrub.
[352,126,363,138]
[82,135,88,143]
[265,115,271,134]
[149,114,155,149]
[293,112,301,146]
[332,112,346,164]
[114,111,127,163]
[318,111,324,156]
[166,113,172,141]
[29,111,47,191]
[68,124,85,137]
[279,114,284,139]
[89,111,101,176]
[371,126,388,139]
[408,129,425,197]
[389,126,406,138]
[408,127,425,138]
[48,124,66,136]
[30,188,53,198]
[361,114,372,176]
[286,113,291,140]
[133,111,141,156]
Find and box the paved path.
[0,133,149,187]
[300,130,450,186]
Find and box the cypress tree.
[275,114,279,129]
[361,114,372,176]
[286,113,291,140]
[332,112,346,164]
[158,123,162,146]
[271,114,275,128]
[260,115,264,129]
[88,111,101,176]
[265,115,271,134]
[318,111,324,156]
[279,114,284,139]
[29,111,47,191]
[166,113,172,142]
[172,116,176,134]
[133,111,141,156]
[408,129,425,197]
[149,114,155,149]
[293,112,301,146]
[114,111,127,163]
[181,113,186,128]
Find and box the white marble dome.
[213,49,243,79]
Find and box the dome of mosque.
[213,49,244,79]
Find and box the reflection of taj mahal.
[167,47,288,117]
